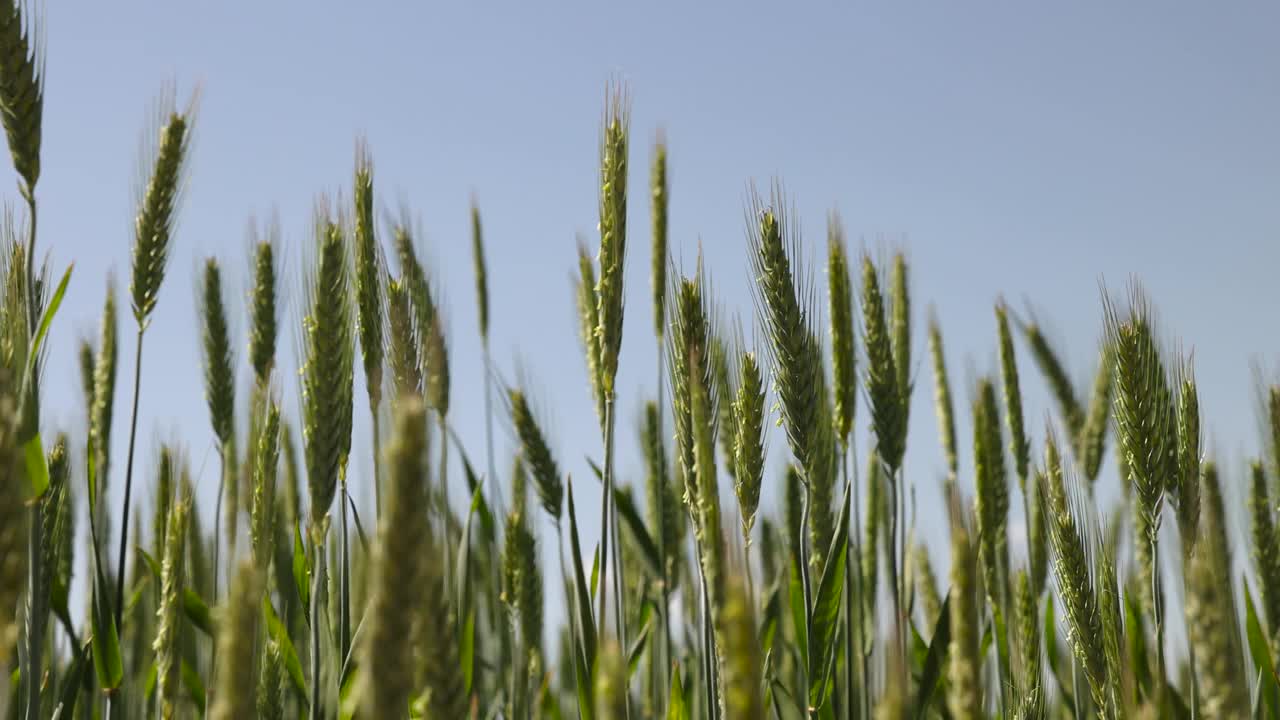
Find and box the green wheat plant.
[0,25,1271,720]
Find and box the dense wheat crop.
[1,6,1277,720]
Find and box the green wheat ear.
[862,449,883,615]
[1014,567,1041,695]
[0,0,42,199]
[594,83,629,398]
[91,278,118,496]
[1104,285,1175,612]
[748,185,833,491]
[783,463,803,555]
[889,252,912,435]
[1187,460,1249,716]
[301,205,355,525]
[594,640,627,718]
[996,301,1029,489]
[928,312,959,481]
[947,508,980,720]
[248,220,278,385]
[1078,341,1114,484]
[670,269,714,513]
[200,257,235,448]
[1012,686,1047,720]
[1269,386,1280,482]
[43,433,71,593]
[913,541,942,633]
[385,276,422,404]
[721,570,764,719]
[1041,431,1108,709]
[1020,319,1085,445]
[501,482,544,708]
[151,445,174,560]
[353,141,384,410]
[131,93,193,326]
[1250,460,1280,646]
[650,134,668,339]
[153,489,189,720]
[973,377,1009,605]
[1027,466,1048,596]
[210,561,263,720]
[363,400,428,719]
[711,328,737,480]
[257,639,285,720]
[643,398,685,586]
[250,399,281,572]
[1175,361,1201,556]
[1095,530,1124,715]
[862,253,904,471]
[732,348,765,543]
[471,198,490,342]
[827,215,856,447]
[77,338,95,417]
[422,302,450,417]
[509,388,563,521]
[414,541,467,717]
[576,240,604,427]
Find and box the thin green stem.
[309,528,325,720]
[799,484,814,718]
[371,409,382,519]
[24,194,36,332]
[212,444,230,603]
[556,523,584,720]
[700,563,718,720]
[1072,659,1083,720]
[113,329,145,633]
[603,396,630,718]
[843,444,866,720]
[23,502,42,720]
[656,334,672,716]
[483,341,505,518]
[340,469,351,666]
[885,463,904,663]
[439,413,451,594]
[1152,536,1166,709]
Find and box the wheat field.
[0,3,1277,720]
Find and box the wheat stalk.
[385,276,421,404]
[732,349,765,547]
[248,222,278,386]
[301,207,354,526]
[828,217,856,447]
[1079,342,1113,484]
[947,508,981,720]
[250,399,280,572]
[1174,363,1201,557]
[1250,460,1280,648]
[974,377,1010,609]
[1041,432,1108,711]
[200,257,238,567]
[996,302,1030,491]
[90,279,117,507]
[1187,461,1249,716]
[362,400,428,719]
[117,93,194,643]
[928,312,958,481]
[153,488,188,720]
[510,388,563,522]
[210,561,263,720]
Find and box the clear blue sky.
[34,2,1280,626]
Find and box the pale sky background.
[30,2,1280,640]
